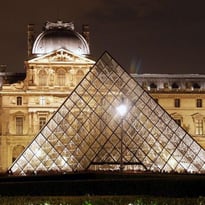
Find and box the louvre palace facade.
[0,21,205,174]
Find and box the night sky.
[0,0,205,74]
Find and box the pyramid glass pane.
[9,52,205,175]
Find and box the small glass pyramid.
[10,52,205,175]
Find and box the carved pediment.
[171,112,183,119]
[28,49,95,64]
[192,113,204,120]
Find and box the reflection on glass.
[9,52,205,176]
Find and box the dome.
[32,21,90,56]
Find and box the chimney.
[27,24,35,58]
[82,24,90,46]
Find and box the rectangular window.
[58,70,65,86]
[39,70,47,86]
[196,99,202,108]
[174,99,180,108]
[17,97,22,105]
[39,117,46,130]
[16,117,23,134]
[195,119,203,135]
[40,96,46,105]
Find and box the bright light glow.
[116,104,127,116]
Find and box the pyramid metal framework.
[10,52,205,175]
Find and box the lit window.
[57,69,65,86]
[40,96,46,105]
[16,117,23,135]
[17,97,22,105]
[174,99,180,108]
[196,99,202,108]
[195,119,203,135]
[39,117,46,130]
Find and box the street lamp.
[116,98,127,172]
[116,104,127,117]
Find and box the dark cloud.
[86,0,165,24]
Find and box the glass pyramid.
[10,52,205,175]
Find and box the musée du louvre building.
[0,21,205,175]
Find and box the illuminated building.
[10,52,205,175]
[0,21,95,172]
[134,74,205,147]
[1,21,205,174]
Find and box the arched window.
[57,69,65,86]
[172,83,179,89]
[12,145,25,162]
[193,83,200,90]
[149,83,157,91]
[39,70,47,86]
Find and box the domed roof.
[32,21,90,56]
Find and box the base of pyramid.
[1,171,205,197]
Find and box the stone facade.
[134,74,205,147]
[0,21,95,172]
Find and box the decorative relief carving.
[51,51,74,62]
[45,21,74,31]
[11,81,24,89]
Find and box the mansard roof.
[32,21,90,56]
